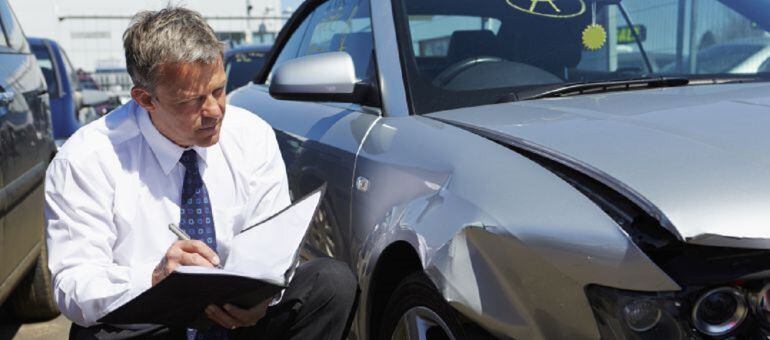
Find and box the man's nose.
[201,94,223,119]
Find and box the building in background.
[10,0,291,96]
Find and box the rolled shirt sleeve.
[45,159,154,327]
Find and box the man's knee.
[302,258,357,312]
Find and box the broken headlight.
[586,285,688,339]
[586,284,770,339]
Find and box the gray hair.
[123,7,224,91]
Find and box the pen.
[168,223,222,269]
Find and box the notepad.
[98,184,326,328]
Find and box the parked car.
[224,44,271,92]
[29,37,118,148]
[76,68,100,90]
[229,0,770,339]
[0,0,59,322]
[662,37,770,75]
[90,67,133,104]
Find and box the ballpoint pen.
[168,223,223,269]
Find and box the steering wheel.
[432,56,505,88]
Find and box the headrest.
[446,30,499,64]
[500,14,590,76]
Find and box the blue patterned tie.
[179,150,228,340]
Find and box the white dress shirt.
[44,100,291,327]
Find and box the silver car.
[229,0,770,338]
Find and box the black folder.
[98,185,326,328]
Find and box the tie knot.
[179,149,198,169]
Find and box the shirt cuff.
[128,262,157,300]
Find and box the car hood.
[427,82,770,248]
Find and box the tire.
[379,271,477,340]
[8,244,61,321]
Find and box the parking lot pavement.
[0,307,69,340]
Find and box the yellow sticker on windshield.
[506,0,586,19]
[582,24,606,50]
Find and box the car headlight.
[586,285,687,339]
[587,284,770,339]
[751,282,770,328]
[691,287,748,336]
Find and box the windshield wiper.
[498,77,690,103]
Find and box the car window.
[268,0,374,83]
[297,0,374,80]
[395,0,770,115]
[226,50,267,91]
[266,15,311,83]
[760,57,770,73]
[0,0,26,52]
[0,18,8,47]
[31,43,59,97]
[61,49,80,91]
[408,16,501,57]
[698,44,764,74]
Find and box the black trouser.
[69,258,359,340]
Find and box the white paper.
[175,189,322,286]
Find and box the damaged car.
[228,0,770,338]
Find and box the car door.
[229,0,380,265]
[0,0,52,288]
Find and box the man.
[45,7,357,340]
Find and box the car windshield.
[31,44,59,98]
[394,0,770,114]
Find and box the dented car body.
[228,0,770,338]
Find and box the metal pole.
[688,0,698,73]
[607,6,617,71]
[245,0,253,44]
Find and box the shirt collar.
[136,103,212,175]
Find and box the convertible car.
[228,0,770,338]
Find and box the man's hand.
[205,298,272,329]
[152,240,221,286]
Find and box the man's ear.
[131,86,156,112]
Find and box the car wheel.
[379,271,466,340]
[8,244,60,321]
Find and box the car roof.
[28,36,59,48]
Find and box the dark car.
[76,69,100,90]
[224,44,271,92]
[0,0,59,322]
[29,37,117,148]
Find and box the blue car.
[29,37,115,147]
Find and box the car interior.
[403,0,641,92]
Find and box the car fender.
[354,116,679,339]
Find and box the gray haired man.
[44,7,357,340]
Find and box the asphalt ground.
[0,305,69,340]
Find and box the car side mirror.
[269,51,373,105]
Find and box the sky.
[283,0,303,12]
